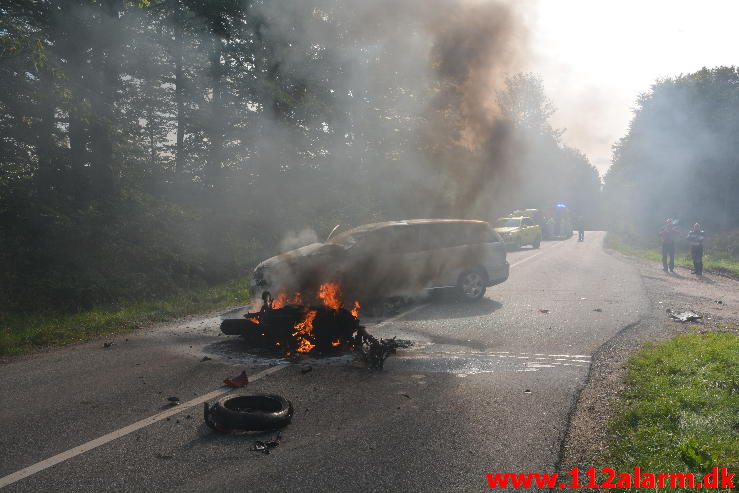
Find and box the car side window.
[353,226,420,254]
[417,223,492,249]
[390,225,422,253]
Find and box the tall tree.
[604,66,739,234]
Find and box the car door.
[343,224,422,299]
[519,217,530,243]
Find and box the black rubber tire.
[456,270,487,301]
[532,235,541,249]
[515,237,522,250]
[209,394,293,431]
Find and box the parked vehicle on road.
[494,216,542,249]
[252,219,509,302]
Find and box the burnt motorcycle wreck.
[220,286,412,369]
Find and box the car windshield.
[497,218,521,228]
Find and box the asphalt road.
[0,232,651,492]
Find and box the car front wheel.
[457,270,487,301]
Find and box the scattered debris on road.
[254,432,282,455]
[355,327,413,370]
[593,308,603,312]
[224,370,249,388]
[524,389,532,394]
[538,309,550,314]
[103,342,114,348]
[300,366,313,375]
[200,356,212,362]
[166,396,180,406]
[667,309,702,323]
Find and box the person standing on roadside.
[687,223,704,276]
[575,215,585,241]
[659,218,677,272]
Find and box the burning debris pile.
[220,282,411,366]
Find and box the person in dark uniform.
[575,215,585,241]
[687,223,704,276]
[659,219,677,272]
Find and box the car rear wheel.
[533,235,541,249]
[457,270,486,301]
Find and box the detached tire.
[457,270,487,301]
[208,394,293,432]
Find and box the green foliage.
[0,276,252,356]
[608,333,739,487]
[604,67,739,236]
[496,74,602,224]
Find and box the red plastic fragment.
[224,370,249,388]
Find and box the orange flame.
[272,292,288,309]
[296,337,315,353]
[247,317,260,324]
[272,291,302,309]
[293,309,317,353]
[331,339,342,347]
[293,310,317,335]
[318,282,342,311]
[351,301,360,318]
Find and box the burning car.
[251,219,509,303]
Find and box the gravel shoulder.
[558,247,739,475]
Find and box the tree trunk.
[173,9,186,182]
[65,42,87,176]
[89,0,122,197]
[35,65,57,196]
[89,46,116,196]
[206,36,224,188]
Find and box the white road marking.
[508,240,566,269]
[509,252,543,269]
[371,303,429,328]
[0,364,288,489]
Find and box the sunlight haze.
[524,0,738,175]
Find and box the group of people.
[659,219,705,276]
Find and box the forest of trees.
[603,66,739,241]
[1,0,601,314]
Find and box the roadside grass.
[0,278,252,357]
[608,332,739,491]
[605,231,739,278]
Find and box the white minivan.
[252,219,509,302]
